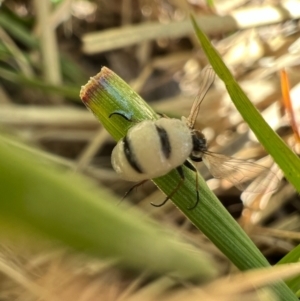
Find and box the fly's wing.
[186,65,215,129]
[202,151,280,194]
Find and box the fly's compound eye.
[191,131,207,153]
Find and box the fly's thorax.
[111,118,193,181]
[190,130,207,162]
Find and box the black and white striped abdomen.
[111,118,193,181]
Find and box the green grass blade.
[277,244,300,294]
[189,15,298,301]
[80,68,298,300]
[0,10,38,49]
[190,15,300,193]
[0,67,80,100]
[0,133,217,280]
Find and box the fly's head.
[190,130,207,162]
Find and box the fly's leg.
[156,112,169,119]
[150,166,185,207]
[183,160,199,210]
[109,111,137,122]
[110,111,168,124]
[119,180,148,206]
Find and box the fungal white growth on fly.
[110,66,279,209]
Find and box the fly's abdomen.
[111,119,193,181]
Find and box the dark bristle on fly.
[123,136,144,174]
[155,125,171,159]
